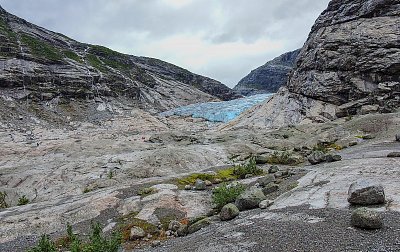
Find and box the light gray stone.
[348,181,385,205]
[130,226,146,240]
[235,187,266,211]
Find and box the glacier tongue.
[160,94,274,123]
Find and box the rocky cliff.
[233,49,300,96]
[227,0,400,129]
[0,6,240,127]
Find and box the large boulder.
[347,181,385,205]
[220,203,240,221]
[235,187,266,211]
[351,208,383,229]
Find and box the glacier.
[160,93,274,123]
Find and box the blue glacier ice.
[160,93,274,123]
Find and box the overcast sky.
[1,0,330,87]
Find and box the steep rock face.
[228,0,400,129]
[233,49,300,96]
[0,6,240,126]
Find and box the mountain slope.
[0,6,240,127]
[226,0,400,129]
[233,49,300,95]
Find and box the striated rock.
[220,203,240,221]
[234,49,300,96]
[348,181,385,205]
[235,187,266,211]
[351,208,383,229]
[226,0,400,130]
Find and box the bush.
[212,183,245,210]
[18,195,29,206]
[28,235,57,252]
[233,157,264,179]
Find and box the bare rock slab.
[348,180,385,205]
[351,208,383,229]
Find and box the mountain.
[233,49,300,96]
[227,0,400,129]
[0,6,240,126]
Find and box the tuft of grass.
[18,195,29,206]
[28,234,57,252]
[0,191,8,209]
[267,151,295,165]
[212,182,245,210]
[137,187,158,197]
[232,157,264,179]
[63,50,83,63]
[21,34,63,61]
[86,53,106,71]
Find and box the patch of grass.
[232,157,264,179]
[18,195,29,206]
[28,234,57,252]
[83,187,94,194]
[137,187,158,197]
[119,218,158,241]
[212,182,246,210]
[176,167,237,187]
[21,34,63,61]
[86,53,106,71]
[89,45,131,71]
[267,151,300,165]
[0,191,8,209]
[63,50,83,63]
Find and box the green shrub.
[18,195,29,206]
[233,157,263,179]
[0,191,8,208]
[212,183,245,210]
[28,235,57,252]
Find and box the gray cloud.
[1,0,331,87]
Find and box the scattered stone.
[151,240,161,247]
[177,224,188,237]
[256,174,276,187]
[205,180,212,186]
[262,183,279,195]
[130,226,146,240]
[259,200,274,209]
[268,165,279,174]
[214,178,222,184]
[165,230,173,236]
[326,154,342,162]
[168,220,182,232]
[351,208,383,229]
[348,180,385,205]
[195,179,206,190]
[188,218,211,234]
[220,203,240,221]
[235,186,266,211]
[184,185,192,190]
[387,152,400,158]
[255,155,268,164]
[396,134,400,142]
[281,169,289,176]
[308,151,326,165]
[274,172,284,178]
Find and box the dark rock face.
[347,180,385,205]
[0,6,240,126]
[228,0,400,129]
[234,49,300,96]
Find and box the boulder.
[387,152,400,158]
[308,151,326,165]
[235,187,266,211]
[194,179,206,190]
[348,181,385,205]
[188,218,211,234]
[255,175,276,187]
[220,203,240,221]
[259,200,274,209]
[255,155,269,164]
[130,227,146,240]
[262,183,279,195]
[268,165,279,174]
[351,208,383,229]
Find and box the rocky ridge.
[0,5,240,128]
[233,49,300,96]
[227,0,400,129]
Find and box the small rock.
[151,240,161,247]
[244,174,253,179]
[387,152,400,158]
[255,174,276,187]
[177,224,188,237]
[130,226,146,240]
[348,180,385,205]
[214,178,222,184]
[259,200,274,209]
[255,155,269,164]
[268,165,279,174]
[362,134,375,140]
[220,203,240,221]
[205,180,213,186]
[195,179,206,190]
[351,208,383,229]
[349,142,358,147]
[262,183,279,195]
[308,151,326,165]
[326,154,342,162]
[274,172,283,178]
[235,187,266,211]
[165,230,172,236]
[184,185,192,190]
[188,218,211,234]
[396,134,400,142]
[168,220,182,232]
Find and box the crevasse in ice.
[160,93,274,123]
